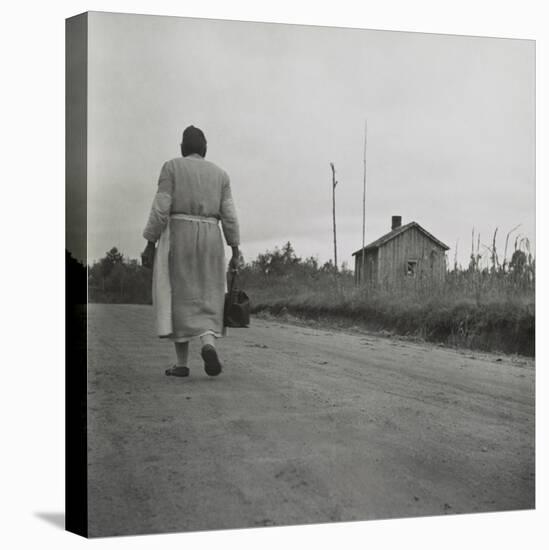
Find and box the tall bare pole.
[330,162,338,272]
[361,119,368,284]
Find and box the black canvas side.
[65,12,88,538]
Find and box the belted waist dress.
[143,154,240,342]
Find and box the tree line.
[85,237,533,305]
[87,242,353,304]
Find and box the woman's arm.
[220,174,241,269]
[142,162,173,266]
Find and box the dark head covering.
[181,125,207,157]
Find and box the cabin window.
[406,260,417,277]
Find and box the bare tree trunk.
[330,162,338,273]
[491,227,499,272]
[361,120,367,285]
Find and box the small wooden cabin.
[353,216,449,290]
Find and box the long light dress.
[143,154,240,342]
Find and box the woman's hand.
[229,246,240,271]
[141,241,156,269]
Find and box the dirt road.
[87,304,535,537]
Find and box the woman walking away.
[141,126,241,377]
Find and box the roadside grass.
[242,271,535,357]
[87,238,535,357]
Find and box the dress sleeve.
[142,162,173,243]
[219,173,240,247]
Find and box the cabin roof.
[352,221,450,256]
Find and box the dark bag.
[224,270,250,328]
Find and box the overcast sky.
[85,11,535,269]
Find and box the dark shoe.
[165,365,190,377]
[201,344,223,376]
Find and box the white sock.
[201,333,216,348]
[174,342,189,367]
